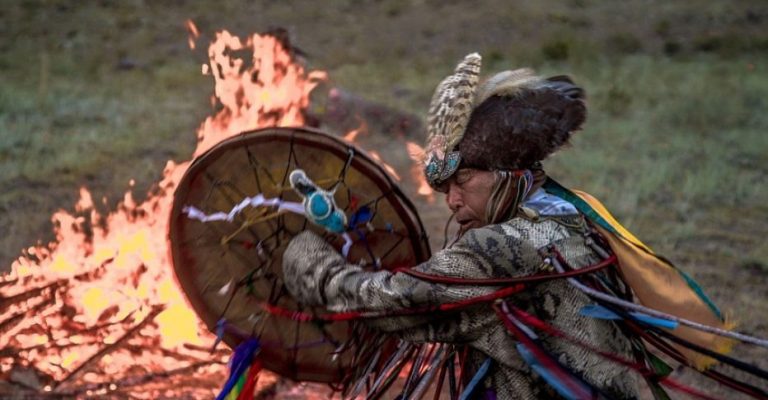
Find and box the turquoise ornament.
[290,169,348,234]
[424,151,462,188]
[315,211,347,233]
[307,192,331,219]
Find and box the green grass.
[1,1,766,394]
[0,56,204,182]
[1,0,765,276]
[539,55,768,264]
[2,0,765,266]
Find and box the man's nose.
[445,185,461,212]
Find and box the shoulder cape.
[543,178,734,369]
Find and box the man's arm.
[282,225,542,315]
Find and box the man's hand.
[282,231,350,307]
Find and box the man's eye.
[456,173,472,185]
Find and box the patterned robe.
[283,212,639,399]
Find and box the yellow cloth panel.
[573,190,734,369]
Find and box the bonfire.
[0,22,342,398]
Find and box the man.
[282,53,644,399]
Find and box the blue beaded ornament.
[289,169,347,233]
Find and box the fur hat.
[423,54,586,188]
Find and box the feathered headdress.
[423,53,482,188]
[423,53,586,188]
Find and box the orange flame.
[184,19,200,50]
[369,150,401,181]
[343,120,367,143]
[195,31,326,157]
[406,141,434,202]
[2,26,323,397]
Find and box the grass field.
[2,0,767,397]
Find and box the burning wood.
[0,294,56,339]
[0,280,63,316]
[53,305,165,392]
[0,25,325,398]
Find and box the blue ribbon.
[580,304,679,330]
[459,357,492,400]
[215,338,260,400]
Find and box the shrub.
[607,33,643,54]
[663,41,682,56]
[542,40,570,61]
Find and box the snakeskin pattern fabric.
[283,214,639,399]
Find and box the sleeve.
[282,225,542,324]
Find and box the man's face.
[440,168,496,231]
